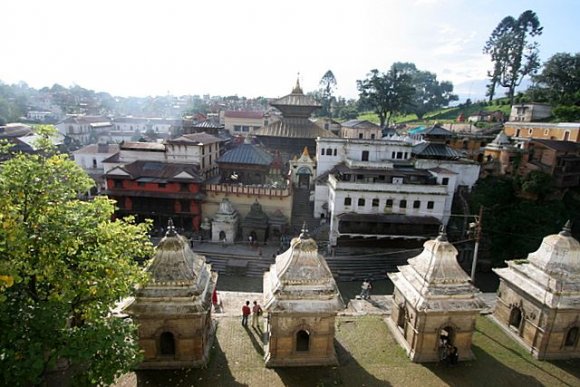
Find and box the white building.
[316,138,456,247]
[73,143,120,193]
[56,115,111,146]
[165,132,222,179]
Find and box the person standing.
[360,279,372,300]
[252,300,263,329]
[241,300,251,327]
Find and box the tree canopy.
[483,10,543,104]
[0,127,153,386]
[357,65,415,127]
[318,70,337,118]
[394,62,458,120]
[530,52,580,106]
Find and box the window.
[372,198,379,207]
[114,180,123,189]
[397,305,406,329]
[509,307,523,331]
[396,152,403,159]
[326,148,332,156]
[400,200,407,208]
[242,126,250,132]
[358,133,363,139]
[565,327,579,347]
[442,178,449,186]
[333,149,337,156]
[321,148,325,155]
[160,332,176,355]
[344,197,352,206]
[137,181,146,187]
[413,200,420,209]
[324,123,329,129]
[362,150,369,161]
[158,183,166,188]
[371,134,375,139]
[386,199,393,208]
[358,198,365,207]
[404,152,408,159]
[391,151,395,159]
[427,201,434,209]
[180,183,189,192]
[180,200,190,212]
[296,330,310,352]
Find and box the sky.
[2,0,579,102]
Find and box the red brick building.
[105,160,204,232]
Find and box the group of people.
[439,335,459,365]
[242,300,263,329]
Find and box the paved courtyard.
[115,292,580,387]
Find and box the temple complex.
[387,227,485,362]
[492,221,580,359]
[253,79,336,159]
[125,220,218,368]
[262,226,344,367]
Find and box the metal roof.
[341,119,380,129]
[217,143,273,166]
[412,142,462,159]
[111,160,202,182]
[253,117,337,139]
[167,132,222,145]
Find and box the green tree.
[318,70,337,118]
[394,62,458,120]
[357,65,415,127]
[0,127,153,386]
[483,10,543,105]
[530,52,580,106]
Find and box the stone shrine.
[242,200,269,244]
[387,227,485,362]
[493,221,580,359]
[211,198,240,244]
[125,220,218,369]
[263,225,344,367]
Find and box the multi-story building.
[339,119,382,140]
[509,103,552,122]
[315,137,455,247]
[165,132,222,179]
[73,143,120,193]
[504,122,580,142]
[105,161,204,232]
[223,111,276,135]
[56,115,112,146]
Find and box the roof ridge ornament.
[299,222,309,239]
[166,218,177,237]
[437,225,448,242]
[292,74,303,94]
[560,220,572,237]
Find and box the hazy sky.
[2,0,579,101]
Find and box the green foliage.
[469,176,571,266]
[483,10,543,104]
[318,70,337,118]
[530,52,580,106]
[553,105,580,122]
[0,131,153,385]
[357,65,415,127]
[519,170,554,199]
[393,62,458,120]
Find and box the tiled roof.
[224,111,264,119]
[167,132,222,145]
[120,141,166,151]
[341,119,380,129]
[73,143,120,155]
[217,144,273,166]
[253,117,337,139]
[532,138,580,152]
[112,160,202,182]
[193,119,223,129]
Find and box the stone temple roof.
[126,221,217,315]
[253,117,337,139]
[494,221,580,309]
[217,143,273,166]
[389,228,484,312]
[263,227,344,313]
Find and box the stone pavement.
[212,290,498,318]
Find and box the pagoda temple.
[253,79,336,159]
[493,221,580,359]
[125,220,218,369]
[387,227,485,362]
[262,225,344,367]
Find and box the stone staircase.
[290,187,319,234]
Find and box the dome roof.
[527,221,580,277]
